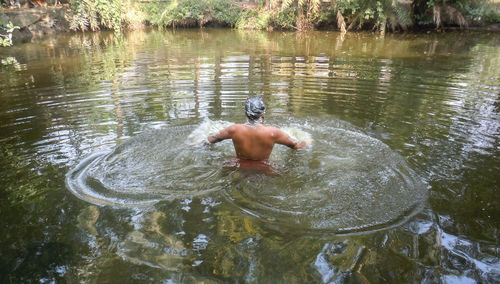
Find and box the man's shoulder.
[231,124,246,129]
[226,124,247,132]
[260,125,283,135]
[262,125,280,131]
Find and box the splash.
[281,126,314,145]
[66,117,426,233]
[186,118,232,145]
[66,122,230,207]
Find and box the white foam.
[281,127,314,145]
[66,117,426,232]
[186,118,232,145]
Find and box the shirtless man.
[206,97,308,161]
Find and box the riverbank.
[1,1,499,45]
[1,5,71,43]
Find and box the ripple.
[67,117,426,232]
[66,122,230,207]
[222,117,427,233]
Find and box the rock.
[28,14,55,37]
[4,9,43,28]
[11,28,32,43]
[18,0,32,8]
[50,5,71,32]
[0,11,8,25]
[2,6,72,43]
[2,0,31,8]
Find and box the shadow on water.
[0,28,499,282]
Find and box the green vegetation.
[334,0,413,33]
[413,0,500,28]
[1,0,498,37]
[146,0,498,32]
[138,0,241,28]
[68,0,242,31]
[1,6,12,46]
[0,20,19,47]
[236,9,273,30]
[69,0,144,33]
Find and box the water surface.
[0,29,499,282]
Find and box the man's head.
[245,97,266,122]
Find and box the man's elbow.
[208,135,225,144]
[294,141,307,149]
[207,136,217,144]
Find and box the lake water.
[0,29,498,282]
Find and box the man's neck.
[245,118,263,127]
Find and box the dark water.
[0,29,499,283]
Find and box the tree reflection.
[0,28,498,282]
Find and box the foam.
[66,117,426,233]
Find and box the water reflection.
[0,29,498,282]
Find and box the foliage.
[122,0,146,29]
[273,6,297,29]
[1,6,18,47]
[1,56,26,70]
[152,0,241,28]
[69,0,144,33]
[211,0,242,26]
[333,0,412,32]
[458,0,500,24]
[242,0,414,32]
[0,21,19,47]
[272,0,496,31]
[161,0,211,27]
[18,0,500,36]
[70,0,121,32]
[236,9,273,30]
[278,0,322,30]
[137,1,169,27]
[236,6,302,30]
[413,0,500,28]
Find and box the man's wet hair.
[245,97,266,121]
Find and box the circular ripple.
[224,117,427,233]
[66,122,232,207]
[67,117,426,232]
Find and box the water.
[66,117,425,232]
[0,29,499,282]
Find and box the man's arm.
[207,125,234,144]
[273,128,307,149]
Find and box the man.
[206,97,308,161]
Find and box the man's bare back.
[206,97,307,161]
[207,123,306,161]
